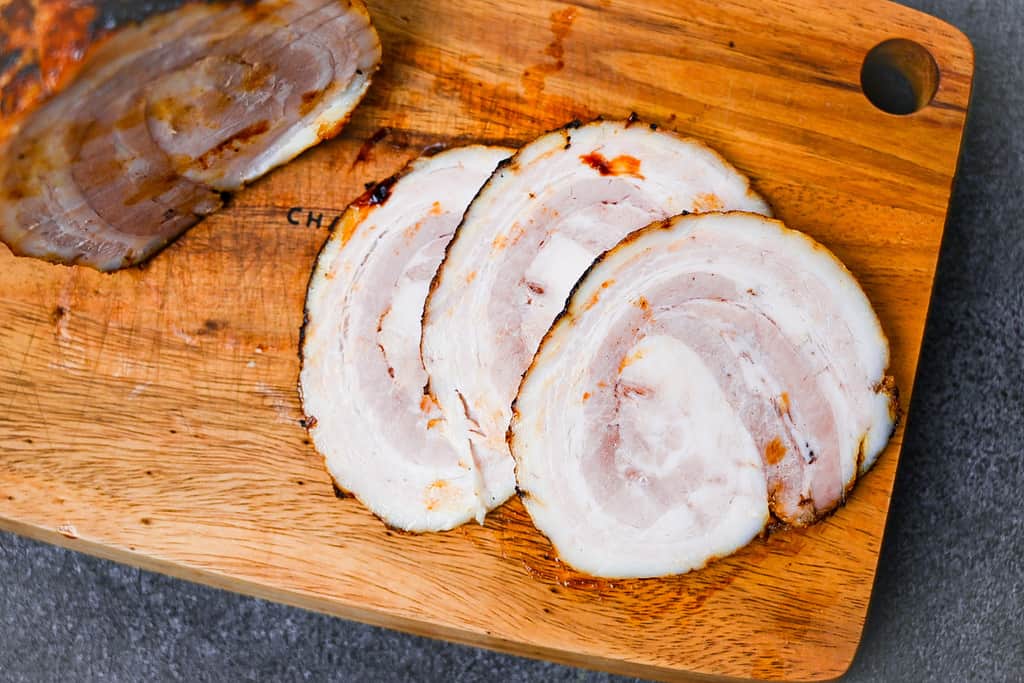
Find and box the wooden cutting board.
[0,1,974,681]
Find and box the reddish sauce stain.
[544,7,578,61]
[580,152,645,179]
[354,127,389,165]
[431,58,590,133]
[299,88,323,116]
[584,278,616,311]
[351,173,398,209]
[521,6,578,98]
[765,437,787,465]
[419,394,438,413]
[316,117,347,141]
[778,392,791,416]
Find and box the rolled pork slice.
[510,212,899,578]
[420,119,772,525]
[0,0,381,270]
[300,146,513,532]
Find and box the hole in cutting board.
[860,39,939,115]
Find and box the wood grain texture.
[0,1,973,681]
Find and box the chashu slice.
[420,119,772,525]
[300,146,512,532]
[510,212,899,578]
[0,0,381,271]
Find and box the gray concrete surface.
[2,1,1022,681]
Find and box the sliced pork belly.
[420,119,772,525]
[0,0,381,270]
[300,146,512,532]
[510,212,899,578]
